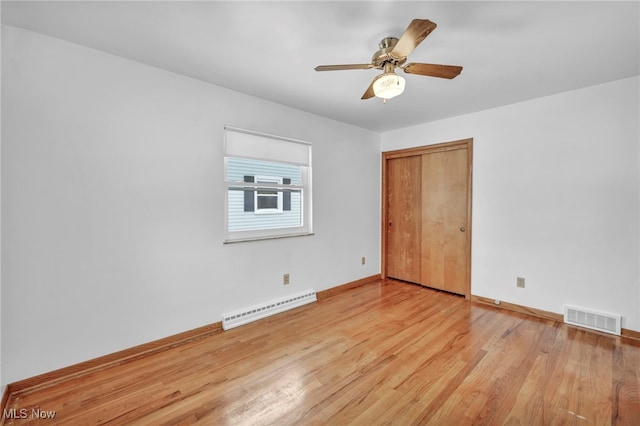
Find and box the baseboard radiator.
[564,304,621,336]
[222,289,317,330]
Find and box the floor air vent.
[222,289,317,330]
[564,304,621,336]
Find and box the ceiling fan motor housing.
[372,37,407,68]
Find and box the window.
[254,176,283,214]
[224,127,312,243]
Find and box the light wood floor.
[4,279,640,425]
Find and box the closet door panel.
[421,148,468,295]
[386,155,422,284]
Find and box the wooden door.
[383,140,472,297]
[385,155,422,284]
[421,147,469,295]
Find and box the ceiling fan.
[314,19,462,102]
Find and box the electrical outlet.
[283,273,290,285]
[517,277,525,288]
[361,256,366,265]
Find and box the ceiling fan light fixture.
[372,72,406,99]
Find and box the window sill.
[223,232,315,244]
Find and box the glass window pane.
[227,188,303,232]
[257,196,278,209]
[227,157,301,185]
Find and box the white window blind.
[224,127,311,166]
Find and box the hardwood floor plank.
[3,279,639,425]
[612,339,640,425]
[503,322,565,423]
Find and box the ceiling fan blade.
[361,78,376,100]
[315,64,374,72]
[391,19,437,59]
[403,63,463,79]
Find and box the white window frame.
[223,126,313,243]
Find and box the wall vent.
[564,304,621,336]
[222,289,317,330]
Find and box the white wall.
[1,26,381,384]
[382,76,640,332]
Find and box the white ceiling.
[2,1,639,132]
